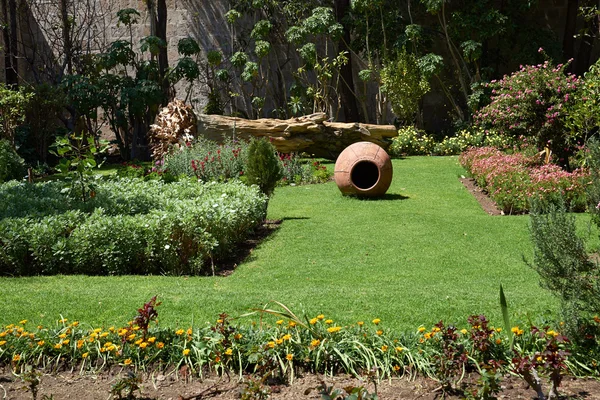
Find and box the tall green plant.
[245,138,282,199]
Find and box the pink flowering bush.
[473,58,580,167]
[460,147,589,214]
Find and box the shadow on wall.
[180,0,233,57]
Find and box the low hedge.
[0,179,267,275]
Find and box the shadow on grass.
[354,193,409,201]
[213,219,282,276]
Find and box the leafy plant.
[0,84,33,146]
[133,296,161,340]
[245,138,283,199]
[0,139,25,183]
[51,133,108,202]
[110,371,142,399]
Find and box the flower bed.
[459,147,590,214]
[1,301,598,399]
[0,179,267,275]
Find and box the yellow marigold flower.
[147,337,156,344]
[276,320,284,325]
[38,340,45,346]
[0,332,6,338]
[59,333,67,339]
[282,334,292,341]
[77,340,84,349]
[393,365,401,372]
[234,333,242,340]
[418,327,426,333]
[107,326,114,332]
[372,318,381,325]
[546,330,559,337]
[432,327,441,333]
[381,345,388,352]
[107,345,115,351]
[59,318,68,324]
[93,328,102,333]
[175,329,185,336]
[286,354,293,361]
[424,332,432,340]
[376,330,383,336]
[311,339,321,347]
[90,332,98,339]
[62,339,70,345]
[82,352,89,359]
[100,347,106,353]
[224,348,233,356]
[16,327,23,334]
[72,321,80,327]
[156,342,165,349]
[100,332,109,338]
[325,319,333,325]
[276,338,283,345]
[183,348,190,356]
[317,314,325,320]
[327,326,341,333]
[395,346,404,352]
[536,356,543,362]
[495,338,502,345]
[135,338,143,345]
[19,319,27,325]
[124,358,132,365]
[88,337,95,343]
[511,326,524,336]
[0,340,6,346]
[13,354,21,362]
[139,342,148,349]
[5,324,14,329]
[288,321,296,328]
[132,326,140,331]
[54,343,62,349]
[187,328,192,335]
[309,318,318,325]
[28,333,35,340]
[495,328,502,333]
[267,341,276,348]
[357,321,364,327]
[127,334,136,341]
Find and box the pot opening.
[351,160,380,190]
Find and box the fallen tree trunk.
[196,112,398,159]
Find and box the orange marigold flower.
[282,334,292,341]
[357,321,364,327]
[124,358,132,366]
[376,330,383,336]
[13,354,21,362]
[286,354,293,361]
[156,342,165,349]
[54,343,62,349]
[59,333,67,339]
[267,341,276,348]
[147,337,156,344]
[495,338,502,345]
[139,342,148,349]
[311,339,321,347]
[288,321,296,328]
[317,314,325,320]
[135,338,143,345]
[38,340,45,346]
[381,345,388,352]
[276,338,283,345]
[187,328,193,336]
[309,318,318,325]
[62,339,70,345]
[183,348,190,356]
[393,365,401,372]
[175,329,185,336]
[234,333,243,340]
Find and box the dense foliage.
[0,139,25,183]
[459,147,589,214]
[0,180,267,276]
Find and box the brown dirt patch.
[2,370,600,400]
[460,177,504,216]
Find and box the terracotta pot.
[334,142,393,197]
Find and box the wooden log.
[196,112,398,159]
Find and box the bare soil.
[460,177,504,216]
[2,369,600,400]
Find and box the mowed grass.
[0,156,575,331]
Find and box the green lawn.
[0,156,573,332]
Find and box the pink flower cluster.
[460,147,590,214]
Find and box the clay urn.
[334,142,393,197]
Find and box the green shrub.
[473,60,580,167]
[389,126,435,156]
[529,202,600,342]
[245,138,283,198]
[565,58,600,142]
[0,179,267,275]
[0,139,25,182]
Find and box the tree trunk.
[60,0,72,75]
[156,0,169,102]
[2,0,19,85]
[197,112,398,159]
[575,5,598,75]
[334,0,360,122]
